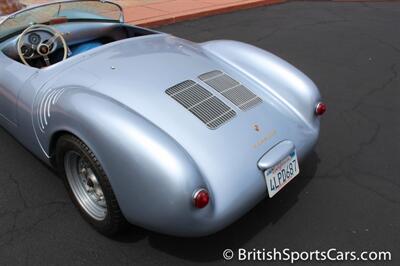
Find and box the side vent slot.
[38,88,66,132]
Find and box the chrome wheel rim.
[64,151,107,220]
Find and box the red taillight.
[193,189,209,209]
[315,102,327,116]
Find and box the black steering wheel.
[17,24,68,67]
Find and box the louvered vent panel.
[166,80,236,129]
[199,70,263,111]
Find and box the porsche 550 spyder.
[0,0,326,236]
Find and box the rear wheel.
[56,134,128,236]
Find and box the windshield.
[0,0,123,40]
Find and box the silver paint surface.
[0,1,322,236]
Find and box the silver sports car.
[0,0,326,236]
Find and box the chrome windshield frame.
[0,0,124,39]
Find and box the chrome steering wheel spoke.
[46,32,61,45]
[43,55,50,66]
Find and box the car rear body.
[12,33,321,236]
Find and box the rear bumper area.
[123,128,319,237]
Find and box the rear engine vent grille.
[166,80,236,129]
[199,70,263,111]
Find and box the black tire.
[56,134,128,236]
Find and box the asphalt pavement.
[0,1,399,265]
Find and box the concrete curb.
[135,0,286,27]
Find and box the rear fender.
[34,87,211,232]
[201,40,321,129]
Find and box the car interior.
[0,22,157,68]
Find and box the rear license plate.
[264,151,300,198]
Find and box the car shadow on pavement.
[113,152,320,262]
